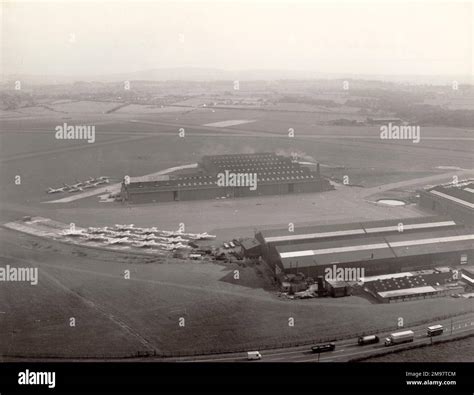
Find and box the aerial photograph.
[0,0,472,393]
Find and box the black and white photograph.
[0,0,473,393]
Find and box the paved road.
[172,314,474,362]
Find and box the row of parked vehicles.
[246,324,444,360]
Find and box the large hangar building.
[418,182,474,225]
[121,152,333,204]
[255,216,473,278]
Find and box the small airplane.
[82,182,98,189]
[88,227,107,234]
[187,232,216,240]
[135,227,159,234]
[160,230,184,237]
[130,234,148,241]
[94,178,110,185]
[103,231,121,238]
[168,236,187,243]
[132,241,149,248]
[62,229,85,237]
[64,181,84,189]
[141,234,159,241]
[68,188,83,193]
[106,237,130,245]
[115,224,135,230]
[85,234,108,242]
[115,230,133,236]
[47,186,68,194]
[65,184,83,193]
[171,242,192,250]
[132,240,165,249]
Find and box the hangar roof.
[378,286,437,298]
[259,216,458,245]
[429,184,474,209]
[125,172,318,193]
[277,228,474,269]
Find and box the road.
[171,314,474,362]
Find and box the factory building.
[418,183,474,225]
[364,269,463,303]
[255,216,473,278]
[121,153,333,204]
[256,216,462,266]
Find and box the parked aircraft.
[66,186,84,193]
[85,234,108,242]
[64,181,84,189]
[88,227,107,234]
[188,232,216,240]
[94,178,110,185]
[115,224,135,230]
[62,229,85,237]
[106,237,130,245]
[47,186,68,194]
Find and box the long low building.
[255,217,473,278]
[418,182,474,225]
[121,152,333,203]
[275,229,473,278]
[256,216,462,264]
[364,269,462,303]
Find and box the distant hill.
[1,67,472,86]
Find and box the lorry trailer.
[358,335,380,346]
[427,325,444,337]
[384,330,415,346]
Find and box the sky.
[1,0,473,77]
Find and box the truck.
[247,351,262,360]
[384,330,414,346]
[427,325,444,337]
[358,335,380,346]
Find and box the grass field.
[1,228,472,358]
[0,106,473,359]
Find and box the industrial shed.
[265,227,473,278]
[364,269,461,303]
[121,152,333,203]
[256,216,461,265]
[418,183,474,225]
